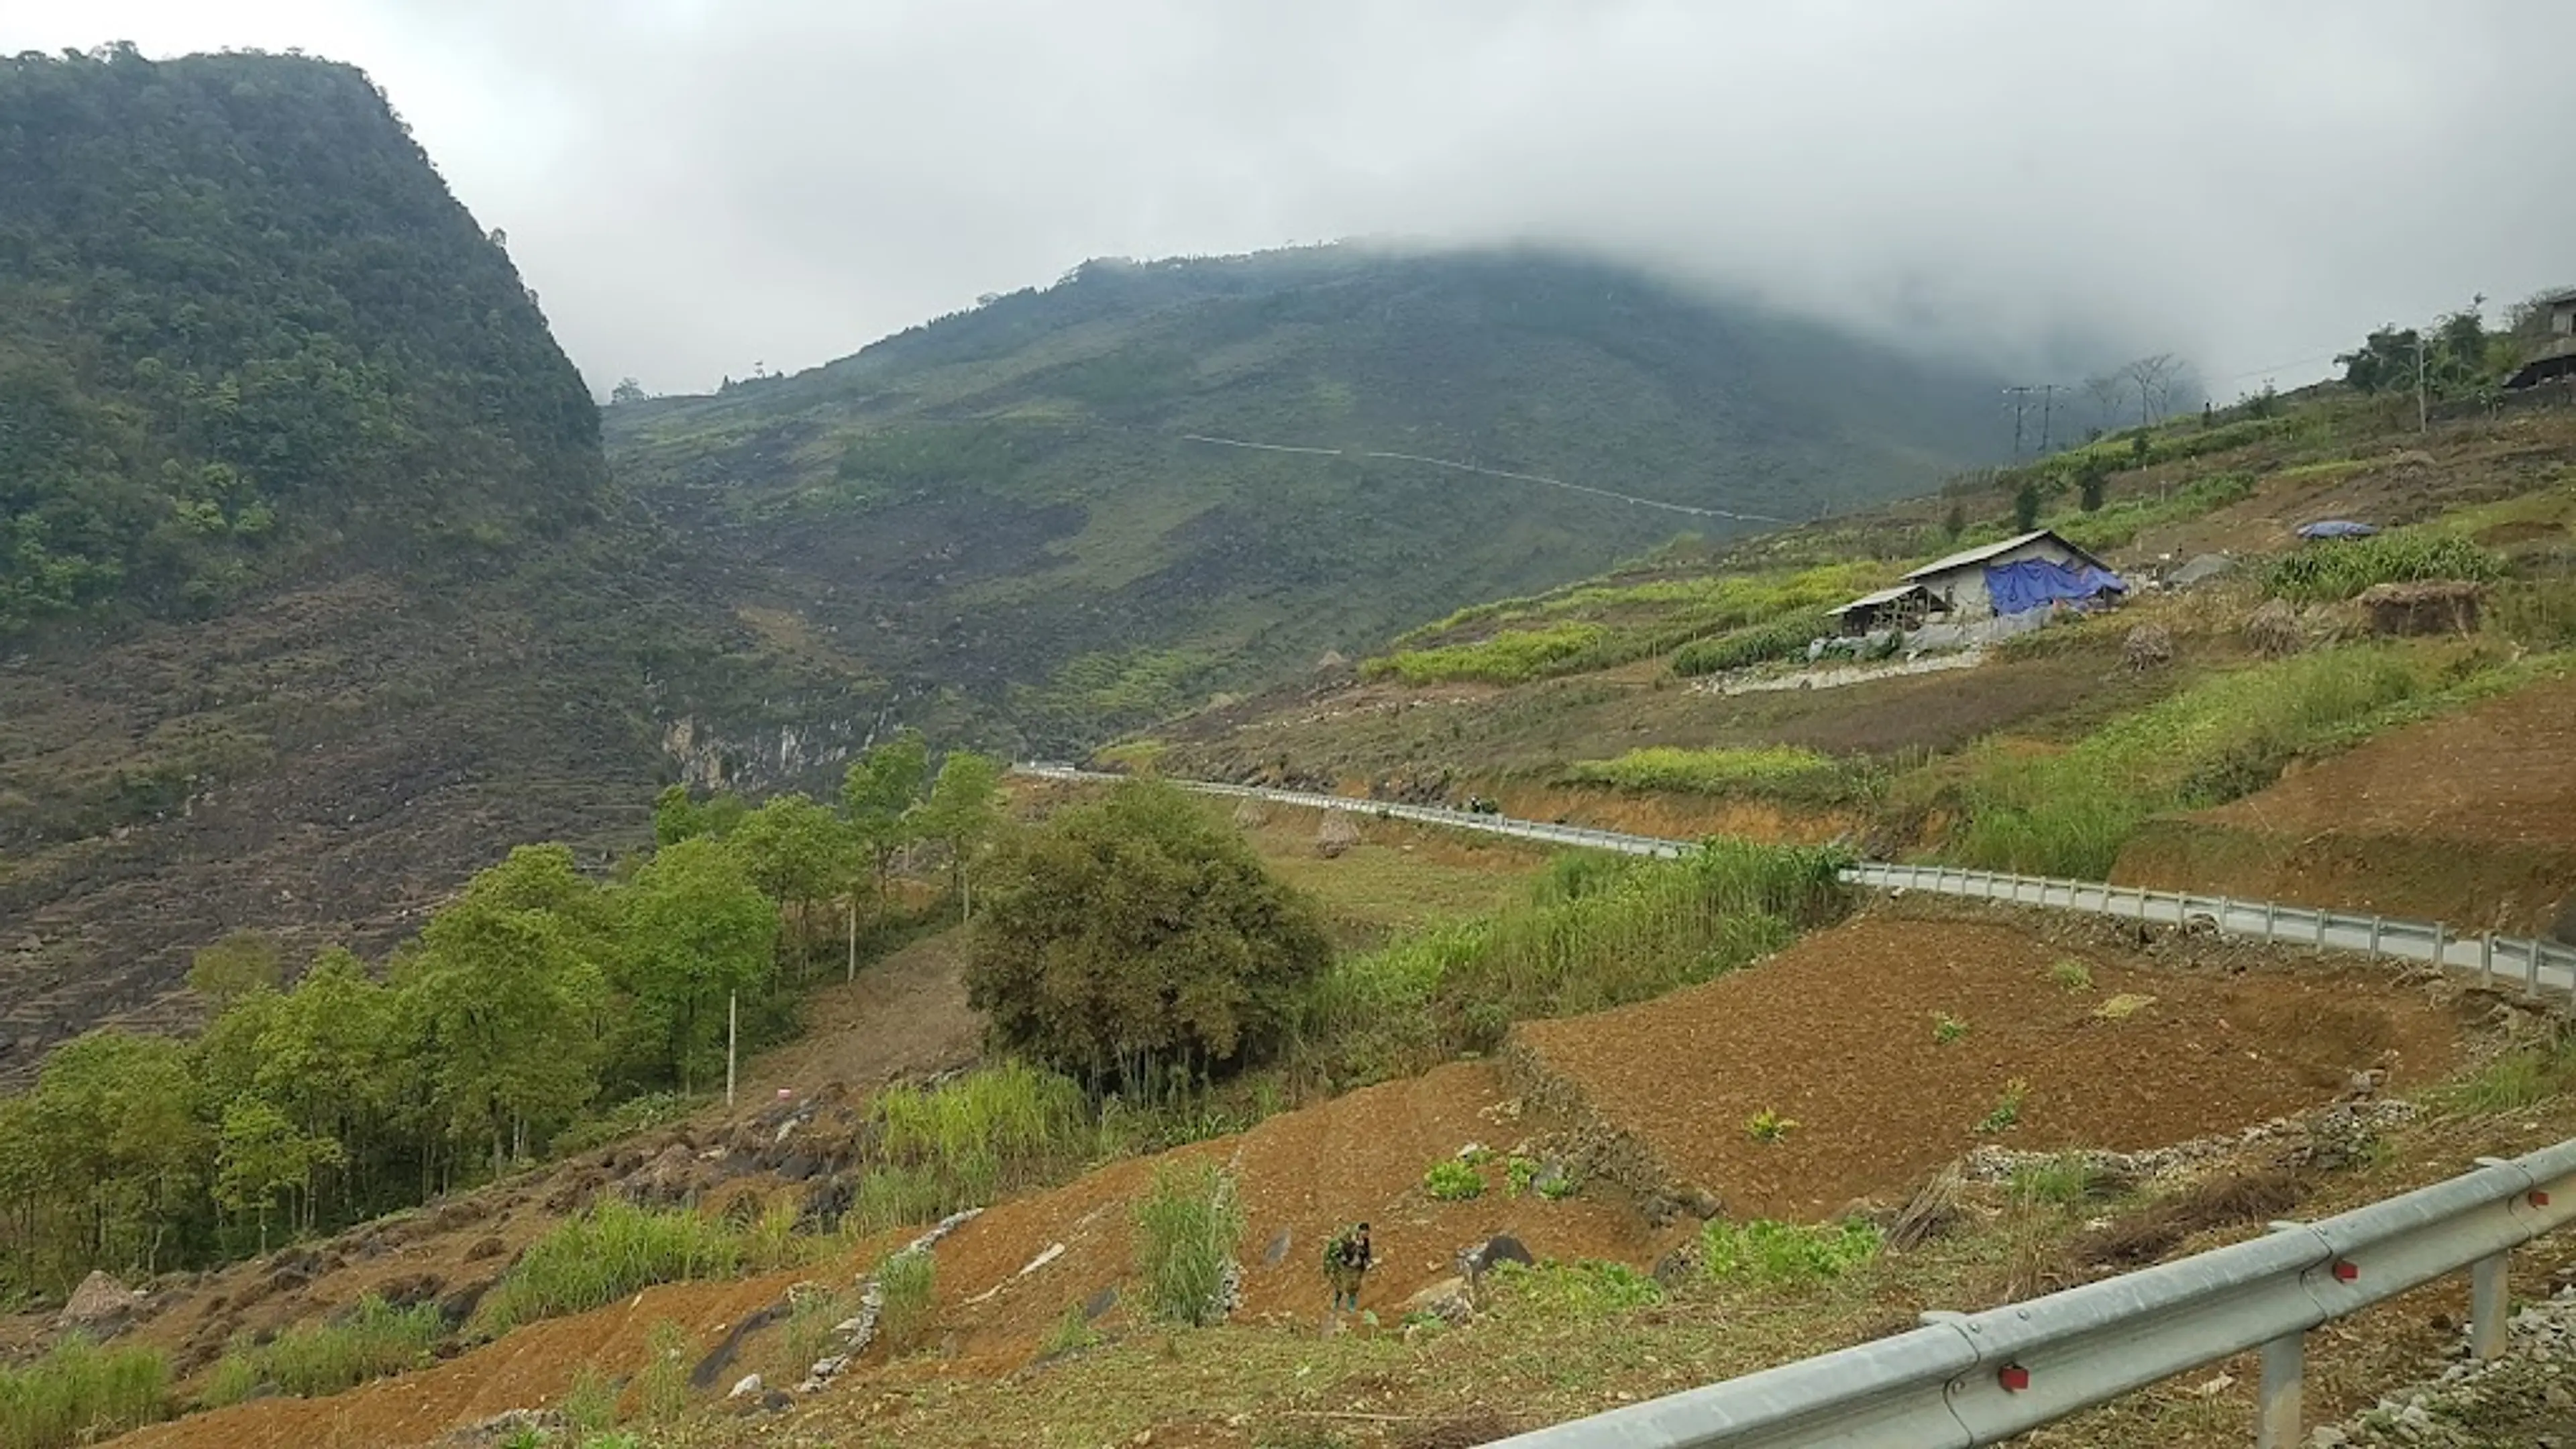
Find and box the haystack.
[1315,812,1361,859]
[2244,598,2304,657]
[2121,623,2174,672]
[2357,580,2483,637]
[1230,800,1269,830]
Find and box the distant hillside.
[608,248,2010,750]
[0,48,878,1081]
[0,45,604,631]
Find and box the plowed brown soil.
[1515,915,2462,1220]
[2191,674,2576,849]
[2112,672,2576,932]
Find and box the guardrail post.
[2481,931,2496,985]
[2528,938,2542,996]
[2471,1251,2510,1361]
[2315,909,2328,948]
[2369,916,2384,958]
[2263,900,2277,942]
[2219,895,2234,936]
[2257,1330,2304,1448]
[2430,922,2448,969]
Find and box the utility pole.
[2003,386,2033,460]
[2414,333,2428,433]
[2038,384,2057,453]
[725,991,738,1107]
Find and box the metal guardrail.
[1485,1137,2576,1448]
[1014,766,2576,1003]
[1850,862,2576,1003]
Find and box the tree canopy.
[967,780,1332,1089]
[0,46,604,635]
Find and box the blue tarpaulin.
[1984,558,2129,617]
[2298,519,2379,540]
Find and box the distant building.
[1830,528,2125,637]
[2502,290,2576,390]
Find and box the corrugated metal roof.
[1902,527,2114,581]
[1827,583,1925,615]
[1902,529,2059,580]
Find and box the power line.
[1176,433,1791,523]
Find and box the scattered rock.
[464,1235,506,1263]
[58,1271,144,1330]
[729,1373,763,1399]
[1316,812,1361,859]
[1401,1277,1475,1325]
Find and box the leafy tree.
[726,795,852,965]
[967,780,1332,1089]
[610,377,648,405]
[615,836,779,1092]
[398,851,610,1171]
[2337,325,2420,394]
[186,930,282,1004]
[2076,458,2107,513]
[2012,479,2041,533]
[213,1097,341,1252]
[843,731,930,896]
[1941,501,1966,540]
[254,950,396,1218]
[918,751,1004,920]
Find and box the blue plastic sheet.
[1983,558,2128,616]
[2297,519,2379,540]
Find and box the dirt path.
[737,929,980,1099]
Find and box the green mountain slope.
[0,45,604,630]
[0,48,880,1082]
[606,248,2010,750]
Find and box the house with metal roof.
[1829,528,2127,636]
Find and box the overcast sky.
[11,0,2575,398]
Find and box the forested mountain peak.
[0,45,604,634]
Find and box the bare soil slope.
[1513,908,2463,1220]
[2114,671,2576,936]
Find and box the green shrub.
[1040,1300,1100,1358]
[1945,646,2451,877]
[1930,1012,1968,1045]
[2008,1155,2106,1207]
[472,1199,755,1337]
[1422,1159,1485,1201]
[2048,959,2094,993]
[875,1248,938,1354]
[1744,1108,1798,1144]
[2261,529,2506,603]
[1976,1079,2031,1135]
[197,1350,260,1411]
[0,1338,170,1449]
[2049,470,2257,553]
[259,1295,443,1397]
[1486,1260,1664,1317]
[558,1364,619,1436]
[867,1061,1090,1219]
[1368,623,1609,685]
[1133,1161,1243,1326]
[1668,612,1831,676]
[635,1321,692,1425]
[1563,745,1856,802]
[1297,840,1850,1085]
[2439,1038,2576,1116]
[1701,1219,1882,1285]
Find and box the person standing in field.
[1324,1221,1373,1314]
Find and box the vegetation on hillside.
[0,47,603,634]
[968,780,1335,1090]
[606,248,2009,749]
[0,737,998,1301]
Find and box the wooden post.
[847,897,858,984]
[2257,1332,2304,1448]
[726,992,739,1108]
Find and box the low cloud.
[36,0,2576,394]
